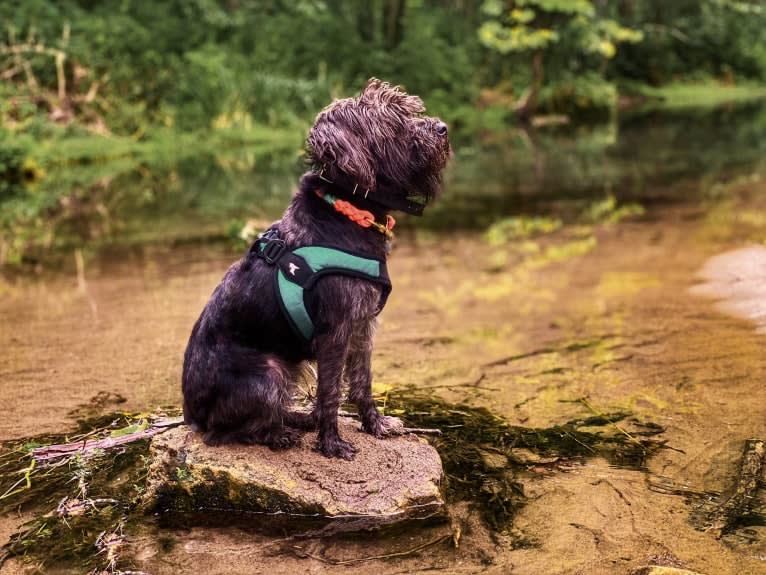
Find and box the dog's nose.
[435,122,448,136]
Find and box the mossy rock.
[142,417,445,533]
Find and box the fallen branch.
[291,533,451,565]
[576,397,643,448]
[31,417,184,463]
[28,417,439,465]
[339,412,442,436]
[701,438,765,538]
[402,427,442,436]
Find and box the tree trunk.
[383,0,406,51]
[357,1,375,43]
[518,50,544,122]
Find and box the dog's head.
[307,78,451,215]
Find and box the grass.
[625,79,766,110]
[28,123,305,169]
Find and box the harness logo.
[288,263,300,276]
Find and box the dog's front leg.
[347,321,404,438]
[314,333,356,459]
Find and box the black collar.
[316,169,426,216]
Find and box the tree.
[383,0,407,50]
[478,0,642,119]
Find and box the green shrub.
[539,73,618,122]
[0,136,39,197]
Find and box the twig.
[31,418,184,463]
[401,427,442,436]
[561,430,596,454]
[483,347,556,368]
[576,398,643,448]
[484,336,617,368]
[0,458,35,501]
[292,533,451,565]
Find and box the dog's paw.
[317,436,357,460]
[363,415,405,438]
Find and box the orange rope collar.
[315,190,395,239]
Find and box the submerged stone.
[142,417,445,533]
[632,567,707,575]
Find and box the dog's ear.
[307,105,376,192]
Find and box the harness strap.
[253,230,391,341]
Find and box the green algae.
[581,195,644,225]
[389,393,665,531]
[0,395,666,568]
[485,216,563,245]
[0,413,163,572]
[150,463,317,517]
[596,271,661,297]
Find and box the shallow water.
[2,103,766,574]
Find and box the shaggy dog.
[182,79,450,459]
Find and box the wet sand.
[2,181,766,574]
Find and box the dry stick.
[31,418,184,463]
[483,347,556,368]
[703,439,765,539]
[401,428,442,436]
[339,412,442,436]
[577,397,643,448]
[0,459,35,501]
[293,533,451,565]
[28,417,438,462]
[483,336,618,369]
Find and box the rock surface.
[691,245,766,333]
[143,417,445,533]
[632,567,707,575]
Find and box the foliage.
[610,0,766,85]
[0,0,483,134]
[0,136,37,197]
[479,0,642,57]
[580,195,645,224]
[478,0,642,117]
[0,0,763,139]
[0,0,765,266]
[538,72,618,120]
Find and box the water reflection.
[3,100,766,267]
[429,100,766,230]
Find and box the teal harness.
[252,229,391,341]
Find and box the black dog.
[182,79,450,459]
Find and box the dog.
[182,79,450,459]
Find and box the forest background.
[1,0,766,264]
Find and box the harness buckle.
[260,238,286,264]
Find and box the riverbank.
[622,80,766,111]
[5,81,765,171]
[3,95,766,270]
[16,124,303,169]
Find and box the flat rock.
[632,568,707,575]
[143,417,445,533]
[691,245,766,333]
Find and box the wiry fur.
[182,79,450,459]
